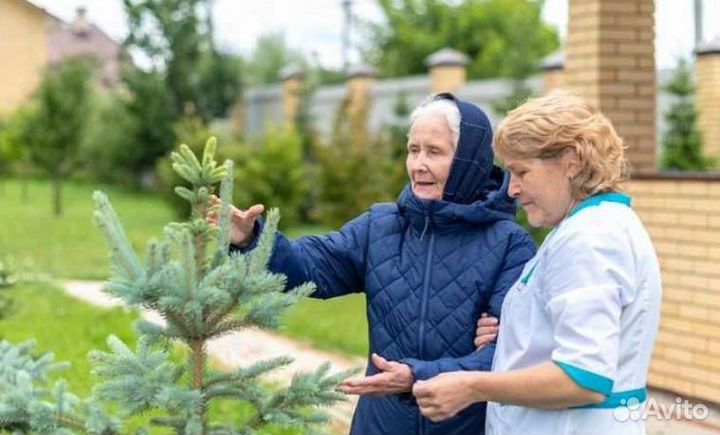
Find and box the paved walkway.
[63,280,720,435]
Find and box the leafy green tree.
[245,32,307,86]
[23,57,94,216]
[363,0,559,79]
[661,59,714,170]
[0,108,35,198]
[0,139,352,434]
[123,1,243,120]
[197,50,245,119]
[123,0,206,118]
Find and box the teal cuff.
[578,388,648,409]
[554,360,614,396]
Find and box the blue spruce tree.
[0,138,352,435]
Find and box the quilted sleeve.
[232,212,370,298]
[401,229,537,381]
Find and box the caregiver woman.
[413,91,662,435]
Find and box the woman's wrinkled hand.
[207,195,264,247]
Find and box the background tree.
[245,32,308,86]
[0,109,35,199]
[197,50,245,119]
[22,57,94,216]
[661,59,713,171]
[363,0,559,80]
[116,0,243,186]
[123,0,206,118]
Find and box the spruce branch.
[93,191,143,283]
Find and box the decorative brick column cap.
[279,65,306,81]
[425,48,469,68]
[541,50,564,71]
[346,64,377,79]
[697,36,720,56]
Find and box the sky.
[28,0,720,71]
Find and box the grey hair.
[409,97,461,148]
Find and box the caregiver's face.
[406,115,456,201]
[504,153,577,228]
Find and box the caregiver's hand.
[414,371,480,422]
[475,313,499,349]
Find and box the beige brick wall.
[282,77,304,130]
[566,0,656,173]
[625,177,720,404]
[347,76,374,121]
[696,53,720,167]
[0,0,50,116]
[429,65,466,94]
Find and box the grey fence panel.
[243,71,676,145]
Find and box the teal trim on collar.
[568,192,632,218]
[520,263,537,285]
[576,388,648,409]
[554,360,614,396]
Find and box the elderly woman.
[413,92,662,435]
[212,93,536,435]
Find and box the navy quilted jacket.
[241,94,536,435]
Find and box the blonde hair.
[494,90,629,200]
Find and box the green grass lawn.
[0,178,368,358]
[283,295,368,358]
[0,178,174,280]
[0,282,139,398]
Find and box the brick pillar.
[346,64,376,120]
[696,37,720,167]
[566,0,656,173]
[280,66,305,130]
[541,51,565,94]
[426,48,468,94]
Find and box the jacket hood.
[439,92,498,205]
[398,93,517,230]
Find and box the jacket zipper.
[416,215,435,435]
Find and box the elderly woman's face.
[406,115,456,201]
[504,152,579,228]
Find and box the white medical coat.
[486,193,662,435]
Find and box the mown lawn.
[0,178,173,280]
[0,178,368,357]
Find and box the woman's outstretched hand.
[207,195,264,247]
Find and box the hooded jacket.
[239,94,537,435]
